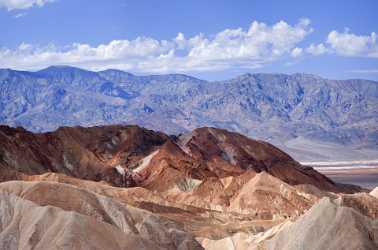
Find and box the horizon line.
[1,65,378,82]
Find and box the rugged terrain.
[0,124,377,250]
[1,66,377,161]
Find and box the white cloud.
[306,43,328,55]
[0,0,54,11]
[291,47,303,58]
[301,30,378,58]
[13,12,27,18]
[326,30,378,58]
[0,19,313,73]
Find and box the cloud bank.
[1,18,377,73]
[0,0,54,10]
[0,19,313,73]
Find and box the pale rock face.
[63,154,75,171]
[175,177,202,192]
[370,187,378,198]
[0,192,161,250]
[0,181,204,250]
[133,150,159,173]
[264,197,378,250]
[115,165,125,176]
[197,221,292,250]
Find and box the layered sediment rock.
[0,125,375,250]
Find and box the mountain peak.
[234,72,325,81]
[143,73,204,83]
[36,65,99,80]
[292,72,324,80]
[98,69,134,75]
[40,65,81,71]
[37,65,94,75]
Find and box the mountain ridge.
[1,66,377,161]
[4,65,378,84]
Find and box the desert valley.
[1,0,377,249]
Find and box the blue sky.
[0,0,377,80]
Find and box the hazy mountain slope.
[1,66,377,161]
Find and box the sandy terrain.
[305,161,378,190]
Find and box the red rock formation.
[0,125,168,186]
[178,127,358,192]
[0,125,362,193]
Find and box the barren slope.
[264,197,378,250]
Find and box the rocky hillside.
[0,125,358,193]
[1,66,377,161]
[0,124,377,250]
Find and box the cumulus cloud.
[306,43,328,55]
[305,30,378,58]
[326,30,378,58]
[0,19,313,73]
[290,47,303,58]
[0,0,54,11]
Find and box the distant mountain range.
[0,66,377,161]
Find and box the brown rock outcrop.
[0,125,168,186]
[0,125,362,193]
